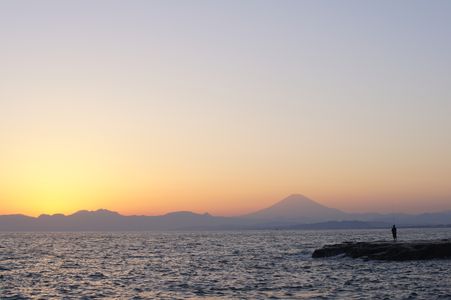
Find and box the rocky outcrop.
[312,239,451,261]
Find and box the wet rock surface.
[312,239,451,260]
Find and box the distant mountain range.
[1,194,450,231]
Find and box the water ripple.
[1,229,451,299]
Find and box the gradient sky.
[1,1,450,217]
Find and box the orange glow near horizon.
[1,120,450,217]
[1,121,450,217]
[1,142,450,217]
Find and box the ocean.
[1,228,450,299]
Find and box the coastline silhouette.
[1,195,450,231]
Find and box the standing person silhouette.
[391,225,397,241]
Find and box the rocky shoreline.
[312,239,451,261]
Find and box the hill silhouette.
[0,195,450,231]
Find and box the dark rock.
[312,239,451,261]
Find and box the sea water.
[1,228,450,299]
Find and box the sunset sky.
[1,1,450,217]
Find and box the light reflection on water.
[1,229,451,299]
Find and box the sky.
[1,0,450,217]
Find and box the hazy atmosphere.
[1,1,450,217]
